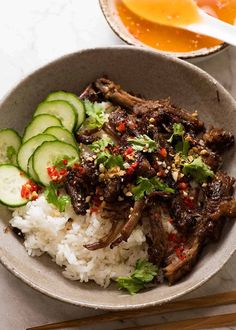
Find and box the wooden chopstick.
[27,291,236,330]
[122,312,236,330]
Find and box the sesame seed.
[149,117,155,123]
[125,191,133,197]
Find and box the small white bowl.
[99,0,229,61]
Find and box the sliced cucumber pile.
[46,91,85,129]
[23,114,62,143]
[18,134,57,173]
[33,141,79,186]
[0,129,21,166]
[43,126,77,148]
[0,165,29,207]
[0,88,84,207]
[34,100,77,132]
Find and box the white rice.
[10,196,148,287]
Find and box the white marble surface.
[0,1,236,329]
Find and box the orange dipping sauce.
[115,0,236,52]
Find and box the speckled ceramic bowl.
[99,0,229,61]
[0,47,235,310]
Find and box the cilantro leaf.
[95,150,111,165]
[89,137,114,153]
[168,123,190,157]
[44,183,71,212]
[133,260,158,283]
[176,139,190,158]
[83,100,106,129]
[116,277,144,295]
[95,150,124,169]
[6,146,16,164]
[132,177,175,200]
[104,155,124,169]
[167,123,185,143]
[183,157,214,183]
[150,177,175,194]
[116,259,158,295]
[128,134,158,153]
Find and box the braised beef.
[203,127,234,152]
[65,78,236,286]
[147,206,167,267]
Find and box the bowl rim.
[99,0,229,60]
[0,46,236,310]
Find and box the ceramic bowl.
[0,47,235,310]
[99,0,229,61]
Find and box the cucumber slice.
[33,141,79,186]
[0,165,29,207]
[22,114,62,143]
[18,134,57,173]
[28,155,39,182]
[34,100,76,132]
[46,92,85,129]
[43,126,77,148]
[0,129,21,166]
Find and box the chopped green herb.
[116,277,144,295]
[44,183,71,212]
[105,155,124,169]
[89,137,114,153]
[183,157,214,183]
[168,123,190,157]
[95,151,124,169]
[83,100,106,129]
[167,123,185,143]
[132,176,175,201]
[95,150,111,165]
[176,139,190,158]
[116,259,158,295]
[128,134,158,152]
[6,146,16,164]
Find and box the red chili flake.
[116,122,126,133]
[178,182,188,190]
[184,197,194,209]
[159,147,167,158]
[126,161,138,175]
[62,159,68,165]
[175,247,186,261]
[124,147,134,156]
[126,167,135,175]
[47,165,68,183]
[21,185,30,199]
[59,168,68,176]
[21,180,39,200]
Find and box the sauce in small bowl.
[115,0,236,53]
